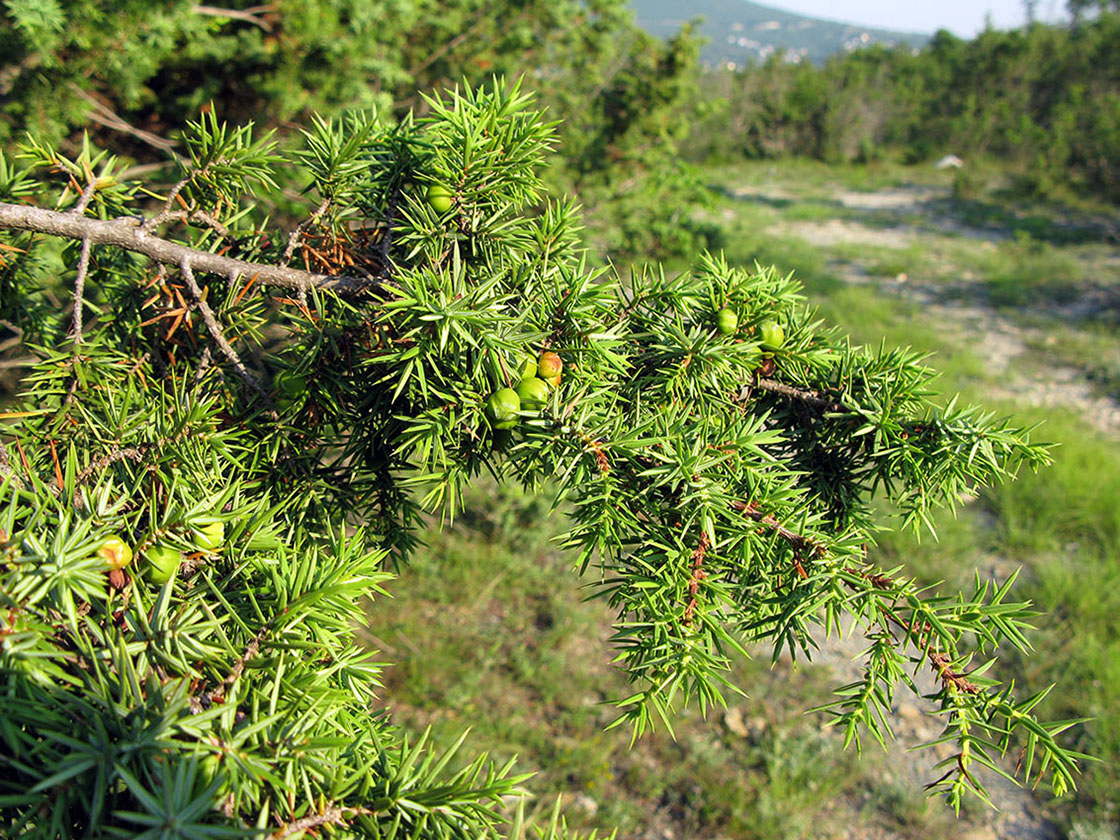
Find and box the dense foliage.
[0,0,710,261]
[691,13,1120,202]
[0,78,1088,837]
[0,0,627,149]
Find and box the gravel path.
[738,183,1120,441]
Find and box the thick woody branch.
[0,202,378,295]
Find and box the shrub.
[0,80,1085,837]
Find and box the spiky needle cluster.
[0,80,1085,837]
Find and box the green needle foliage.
[0,79,1088,837]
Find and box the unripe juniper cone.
[144,545,182,585]
[760,319,786,351]
[519,357,538,379]
[275,371,307,399]
[486,388,521,429]
[516,377,550,410]
[716,307,738,335]
[98,536,133,571]
[426,183,453,214]
[193,521,225,553]
[537,351,562,381]
[0,78,1087,831]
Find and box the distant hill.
[631,0,930,67]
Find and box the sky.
[760,0,1068,36]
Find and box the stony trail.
[732,182,1120,440]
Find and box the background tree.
[0,80,1086,837]
[0,0,631,159]
[685,13,1120,204]
[0,0,708,261]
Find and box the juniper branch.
[749,376,851,413]
[0,202,378,295]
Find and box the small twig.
[193,346,214,388]
[842,561,982,696]
[72,178,99,216]
[683,531,710,625]
[0,356,35,370]
[731,501,976,697]
[573,429,610,475]
[0,53,41,96]
[283,198,333,309]
[378,190,399,269]
[846,565,892,590]
[271,806,372,840]
[74,445,147,487]
[145,175,196,231]
[38,427,194,500]
[65,177,101,344]
[929,651,982,695]
[69,238,92,343]
[192,4,274,30]
[116,161,177,182]
[60,373,79,411]
[68,85,179,156]
[179,258,271,405]
[210,624,271,705]
[0,332,22,354]
[282,198,331,265]
[154,209,234,241]
[748,377,851,413]
[731,499,827,559]
[405,10,497,77]
[0,444,18,487]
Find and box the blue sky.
[761,0,1067,35]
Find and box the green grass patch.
[361,481,871,838]
[975,231,1085,310]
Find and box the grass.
[975,231,1087,310]
[871,408,1120,832]
[360,481,873,839]
[1023,321,1120,400]
[702,157,948,194]
[725,159,1120,833]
